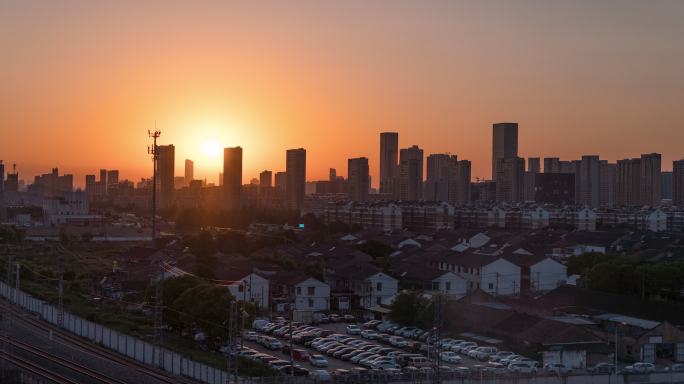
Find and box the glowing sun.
[202,140,222,157]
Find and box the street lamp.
[615,321,627,382]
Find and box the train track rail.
[0,349,80,384]
[1,299,198,384]
[2,335,127,384]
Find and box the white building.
[226,273,270,309]
[359,272,399,308]
[576,208,597,231]
[293,277,330,311]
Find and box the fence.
[0,281,230,384]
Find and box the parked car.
[277,365,310,376]
[389,336,408,348]
[439,351,462,364]
[490,351,515,362]
[469,346,498,361]
[508,362,537,374]
[331,369,350,379]
[346,325,361,335]
[343,314,356,323]
[265,338,283,350]
[624,362,656,374]
[588,363,615,374]
[459,343,478,355]
[361,330,379,339]
[309,354,329,367]
[453,341,476,353]
[328,314,340,322]
[401,327,418,338]
[544,363,572,375]
[310,369,332,381]
[373,361,401,370]
[363,320,382,328]
[667,364,684,372]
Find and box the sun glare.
[202,140,222,157]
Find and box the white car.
[244,331,258,341]
[458,342,478,354]
[544,363,572,375]
[346,325,361,335]
[310,369,332,381]
[439,351,462,364]
[309,354,329,368]
[361,330,378,339]
[490,351,514,362]
[373,361,401,370]
[389,336,408,348]
[624,362,656,374]
[508,362,537,374]
[469,346,497,361]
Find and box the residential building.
[184,159,194,186]
[286,148,306,210]
[398,145,424,201]
[495,157,525,203]
[449,160,471,205]
[535,173,575,205]
[157,144,175,208]
[492,122,518,179]
[640,153,662,207]
[223,147,242,210]
[675,160,684,207]
[379,132,399,194]
[425,153,452,202]
[294,277,331,311]
[544,157,560,173]
[347,157,370,202]
[617,158,641,206]
[599,161,617,207]
[528,157,541,174]
[662,171,673,200]
[577,155,601,208]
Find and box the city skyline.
[2,1,684,185]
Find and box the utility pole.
[57,271,64,328]
[148,128,161,246]
[15,263,20,304]
[148,128,164,369]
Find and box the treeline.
[567,253,684,301]
[157,275,255,349]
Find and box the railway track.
[0,349,80,384]
[1,335,126,384]
[1,299,198,384]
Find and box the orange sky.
[2,1,684,187]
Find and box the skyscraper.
[544,157,560,173]
[449,159,471,205]
[577,155,601,208]
[662,172,673,200]
[0,161,5,220]
[99,169,108,192]
[347,157,370,202]
[492,122,518,180]
[617,158,641,206]
[85,174,96,198]
[639,153,661,207]
[185,159,194,186]
[674,160,684,207]
[379,132,399,194]
[107,170,119,187]
[286,148,306,210]
[495,157,525,203]
[398,145,423,201]
[599,161,617,208]
[260,170,272,187]
[425,153,452,201]
[275,172,287,189]
[157,145,175,208]
[223,147,243,211]
[528,157,541,174]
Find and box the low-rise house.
[326,263,399,309]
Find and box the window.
[376,297,382,305]
[376,282,382,292]
[431,282,440,291]
[307,286,315,296]
[445,282,451,291]
[296,286,302,295]
[308,298,314,308]
[488,283,494,290]
[238,284,244,292]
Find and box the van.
[406,356,431,368]
[252,319,269,330]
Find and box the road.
[0,299,196,384]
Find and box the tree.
[162,275,204,331]
[388,291,434,329]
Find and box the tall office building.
[528,157,541,174]
[674,160,684,207]
[286,148,306,210]
[495,157,525,203]
[0,161,5,220]
[639,153,661,207]
[85,174,96,198]
[617,158,641,206]
[577,155,601,208]
[107,170,119,187]
[492,122,518,180]
[157,144,175,208]
[275,172,287,189]
[347,157,370,202]
[599,161,617,208]
[662,172,673,200]
[185,159,194,186]
[449,159,471,205]
[379,132,399,194]
[544,157,560,173]
[425,153,452,201]
[5,164,18,193]
[329,168,337,181]
[398,145,423,201]
[260,170,272,187]
[99,169,108,191]
[223,147,243,210]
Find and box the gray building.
[223,147,243,211]
[673,160,684,207]
[495,157,525,203]
[492,122,518,180]
[286,148,306,210]
[379,132,399,194]
[662,171,673,200]
[425,153,453,202]
[157,145,175,208]
[577,155,600,208]
[185,159,194,186]
[399,145,424,201]
[347,157,370,202]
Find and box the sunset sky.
[2,1,683,187]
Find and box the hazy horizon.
[2,1,684,186]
